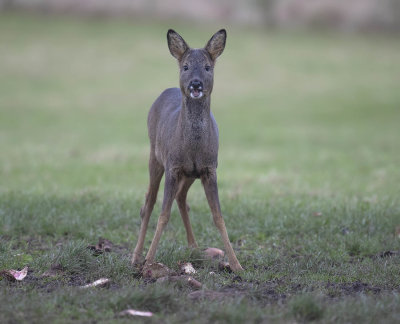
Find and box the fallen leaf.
[186,276,203,289]
[119,309,153,317]
[180,262,196,275]
[0,267,28,282]
[142,262,174,279]
[218,261,232,273]
[80,278,110,288]
[97,237,113,252]
[204,248,224,259]
[157,275,202,289]
[10,267,28,280]
[87,237,113,255]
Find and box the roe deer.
[132,29,243,272]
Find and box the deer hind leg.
[201,170,243,272]
[176,177,198,248]
[132,154,164,265]
[145,168,179,264]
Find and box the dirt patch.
[20,272,65,292]
[211,279,287,304]
[201,273,397,305]
[325,281,382,298]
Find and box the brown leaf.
[119,309,153,317]
[87,237,114,255]
[180,262,196,275]
[218,261,232,273]
[97,237,113,252]
[204,247,225,259]
[142,262,174,279]
[186,276,203,289]
[0,267,28,282]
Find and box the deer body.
[151,88,218,177]
[132,30,243,272]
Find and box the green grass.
[1,12,400,323]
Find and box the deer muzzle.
[189,80,203,99]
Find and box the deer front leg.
[145,169,179,264]
[202,170,243,272]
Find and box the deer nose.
[189,80,203,90]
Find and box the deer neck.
[179,96,211,142]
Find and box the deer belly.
[181,157,216,178]
[181,161,206,178]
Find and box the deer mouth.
[189,85,203,99]
[190,89,203,99]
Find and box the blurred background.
[0,0,399,201]
[1,0,400,31]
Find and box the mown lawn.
[1,12,400,323]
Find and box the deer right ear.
[167,29,189,61]
[205,29,226,61]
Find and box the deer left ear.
[205,29,226,61]
[167,29,189,61]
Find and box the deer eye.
[183,65,189,71]
[205,65,211,72]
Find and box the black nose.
[189,80,203,90]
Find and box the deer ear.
[167,29,189,61]
[205,29,226,61]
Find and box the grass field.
[1,12,400,323]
